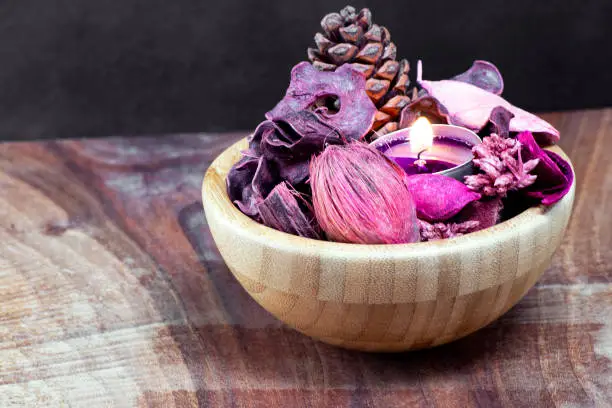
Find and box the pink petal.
[417,61,560,145]
[405,174,481,222]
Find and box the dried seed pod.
[310,143,419,244]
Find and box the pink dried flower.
[465,133,539,197]
[418,219,481,241]
[310,143,419,244]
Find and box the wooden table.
[1,109,610,407]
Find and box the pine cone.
[307,5,412,136]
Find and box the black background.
[0,0,610,140]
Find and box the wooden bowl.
[202,138,575,352]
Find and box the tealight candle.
[370,117,482,180]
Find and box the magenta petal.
[405,174,481,222]
[266,62,376,141]
[452,60,504,95]
[516,131,573,205]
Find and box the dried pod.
[310,143,419,244]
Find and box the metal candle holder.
[371,124,483,180]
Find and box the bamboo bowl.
[202,138,575,352]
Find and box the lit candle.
[370,118,482,180]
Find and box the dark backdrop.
[0,0,610,140]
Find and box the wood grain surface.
[1,109,611,407]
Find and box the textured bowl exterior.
[202,138,575,352]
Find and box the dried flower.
[310,143,419,244]
[418,219,481,241]
[419,195,504,240]
[267,62,376,141]
[404,174,481,222]
[465,133,539,197]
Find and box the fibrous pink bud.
[310,143,419,244]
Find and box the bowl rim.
[202,137,575,258]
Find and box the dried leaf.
[483,106,515,139]
[451,60,504,95]
[257,182,321,239]
[266,62,376,141]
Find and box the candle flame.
[410,117,434,154]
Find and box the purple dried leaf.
[417,61,560,145]
[452,60,504,95]
[485,106,515,138]
[405,174,481,222]
[226,156,265,218]
[266,62,376,141]
[257,182,322,239]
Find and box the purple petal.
[226,156,264,218]
[405,174,481,222]
[516,131,574,205]
[276,158,310,186]
[452,60,504,95]
[266,62,376,141]
[227,154,280,219]
[485,106,514,139]
[262,111,344,159]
